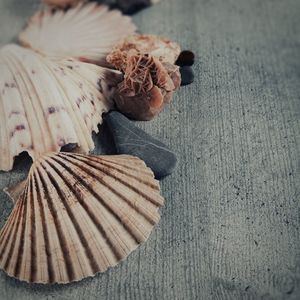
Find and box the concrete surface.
[0,0,300,299]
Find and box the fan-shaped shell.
[19,2,137,64]
[0,44,121,171]
[0,152,164,284]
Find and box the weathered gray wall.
[0,0,300,299]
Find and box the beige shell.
[19,2,136,64]
[0,152,163,284]
[0,44,121,171]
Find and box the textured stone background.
[0,0,300,299]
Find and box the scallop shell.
[19,2,137,64]
[4,179,27,205]
[0,44,121,171]
[0,152,164,284]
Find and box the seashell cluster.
[0,1,186,284]
[107,34,181,120]
[19,2,136,65]
[0,152,164,283]
[0,44,122,171]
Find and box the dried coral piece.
[0,44,121,171]
[108,34,180,65]
[113,53,179,120]
[107,35,181,120]
[19,2,136,64]
[43,0,85,8]
[0,152,164,284]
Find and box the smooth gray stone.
[105,111,177,179]
[180,66,195,86]
[114,0,154,15]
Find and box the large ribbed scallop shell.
[0,44,121,171]
[0,152,164,284]
[19,2,136,64]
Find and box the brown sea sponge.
[109,34,181,65]
[107,35,181,120]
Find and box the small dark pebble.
[105,111,177,179]
[48,106,56,114]
[176,50,195,66]
[114,0,155,15]
[61,143,78,152]
[180,66,194,86]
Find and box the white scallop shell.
[19,2,137,64]
[0,44,121,171]
[0,152,164,284]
